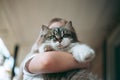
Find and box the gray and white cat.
[36,21,95,63]
[22,21,101,80]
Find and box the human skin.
[26,21,89,74]
[27,51,89,74]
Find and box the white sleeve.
[23,54,39,77]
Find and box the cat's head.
[40,21,78,49]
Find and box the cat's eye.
[63,34,71,37]
[47,35,55,39]
[53,37,56,41]
[49,35,57,41]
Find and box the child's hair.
[48,18,68,27]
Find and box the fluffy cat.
[16,21,101,80]
[35,21,95,63]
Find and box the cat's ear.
[41,25,49,31]
[65,21,75,32]
[39,25,49,37]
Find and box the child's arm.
[25,51,89,74]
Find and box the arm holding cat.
[25,51,89,74]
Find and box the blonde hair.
[48,18,68,27]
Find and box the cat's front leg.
[70,44,95,63]
[44,45,54,52]
[38,43,53,53]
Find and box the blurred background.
[0,0,120,80]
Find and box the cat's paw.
[38,44,53,53]
[72,44,95,63]
[44,45,54,52]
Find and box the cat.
[35,21,95,63]
[19,21,101,80]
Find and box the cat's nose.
[58,39,62,43]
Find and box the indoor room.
[0,0,120,80]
